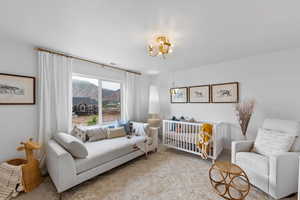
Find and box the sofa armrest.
[46,139,77,193]
[268,152,300,199]
[231,140,254,164]
[148,127,159,151]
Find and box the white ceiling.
[1,0,300,74]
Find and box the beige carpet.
[16,146,297,200]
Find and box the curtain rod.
[35,47,142,75]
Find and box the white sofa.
[232,119,300,199]
[46,127,158,193]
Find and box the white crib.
[162,120,227,161]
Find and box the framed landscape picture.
[188,85,210,103]
[211,82,239,103]
[0,73,35,105]
[170,87,188,103]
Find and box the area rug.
[15,146,297,200]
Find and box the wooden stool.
[209,161,250,200]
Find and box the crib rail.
[162,120,226,161]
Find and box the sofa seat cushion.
[236,152,269,175]
[75,136,146,174]
[235,152,269,192]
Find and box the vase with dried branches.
[234,99,255,138]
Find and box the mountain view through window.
[72,76,121,126]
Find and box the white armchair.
[232,119,300,199]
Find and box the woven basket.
[6,158,42,192]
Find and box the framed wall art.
[170,87,188,103]
[211,82,239,103]
[0,73,36,105]
[188,85,210,103]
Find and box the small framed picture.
[0,73,36,105]
[170,87,188,103]
[188,85,210,103]
[211,82,239,103]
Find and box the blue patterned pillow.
[117,120,130,134]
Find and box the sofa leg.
[59,192,63,200]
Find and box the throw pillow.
[71,126,88,142]
[291,136,300,152]
[54,132,88,158]
[117,120,130,134]
[107,127,126,139]
[252,128,295,156]
[86,126,108,142]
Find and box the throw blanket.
[132,122,148,136]
[0,163,23,200]
[131,122,152,153]
[197,123,213,159]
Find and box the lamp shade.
[148,85,160,114]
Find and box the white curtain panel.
[134,75,150,121]
[123,72,136,121]
[123,72,151,122]
[38,51,72,163]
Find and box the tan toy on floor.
[16,138,43,192]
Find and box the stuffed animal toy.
[197,123,213,159]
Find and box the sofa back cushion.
[262,119,300,136]
[86,126,108,142]
[262,119,300,152]
[54,132,88,158]
[107,127,126,139]
[71,125,109,142]
[253,128,295,156]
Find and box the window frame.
[72,73,123,126]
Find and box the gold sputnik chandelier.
[148,36,173,59]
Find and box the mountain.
[72,79,120,103]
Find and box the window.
[102,81,121,122]
[72,75,122,126]
[72,76,99,126]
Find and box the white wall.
[0,36,37,162]
[158,48,300,148]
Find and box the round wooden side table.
[209,161,250,200]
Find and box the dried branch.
[234,99,255,136]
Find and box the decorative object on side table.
[211,82,239,103]
[209,161,250,200]
[188,85,210,103]
[170,87,188,103]
[234,99,255,138]
[0,73,35,105]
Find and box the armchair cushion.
[253,128,295,156]
[235,152,269,193]
[263,119,300,136]
[236,152,269,175]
